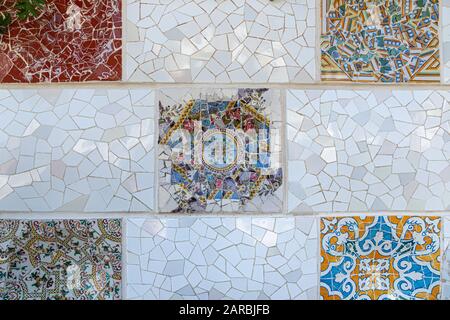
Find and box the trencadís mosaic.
[320,216,441,300]
[0,0,122,83]
[158,88,283,213]
[0,219,122,300]
[321,0,440,82]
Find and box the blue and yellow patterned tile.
[320,216,441,300]
[0,219,122,300]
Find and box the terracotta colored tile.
[0,0,122,83]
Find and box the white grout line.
[1,211,450,219]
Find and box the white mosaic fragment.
[0,89,155,212]
[287,89,450,213]
[125,0,317,83]
[125,217,319,300]
[158,87,284,213]
[444,0,450,83]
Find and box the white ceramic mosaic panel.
[287,89,450,213]
[126,217,318,299]
[125,0,317,83]
[0,89,155,212]
[444,0,450,83]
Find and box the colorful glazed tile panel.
[126,0,317,83]
[0,0,122,83]
[320,216,441,300]
[0,219,122,300]
[126,217,318,299]
[0,89,155,212]
[321,0,440,82]
[158,88,283,213]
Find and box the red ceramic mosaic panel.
[0,0,122,83]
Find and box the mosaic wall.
[0,219,122,300]
[287,89,450,213]
[158,88,283,213]
[126,217,318,300]
[125,0,317,83]
[0,0,122,83]
[0,89,155,212]
[2,0,450,302]
[320,216,441,300]
[321,0,440,83]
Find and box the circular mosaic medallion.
[202,129,244,173]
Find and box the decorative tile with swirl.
[0,219,122,300]
[320,216,441,300]
[126,0,317,83]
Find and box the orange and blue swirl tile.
[320,216,441,300]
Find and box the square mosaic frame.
[0,219,122,300]
[157,88,284,213]
[320,0,440,83]
[320,215,441,300]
